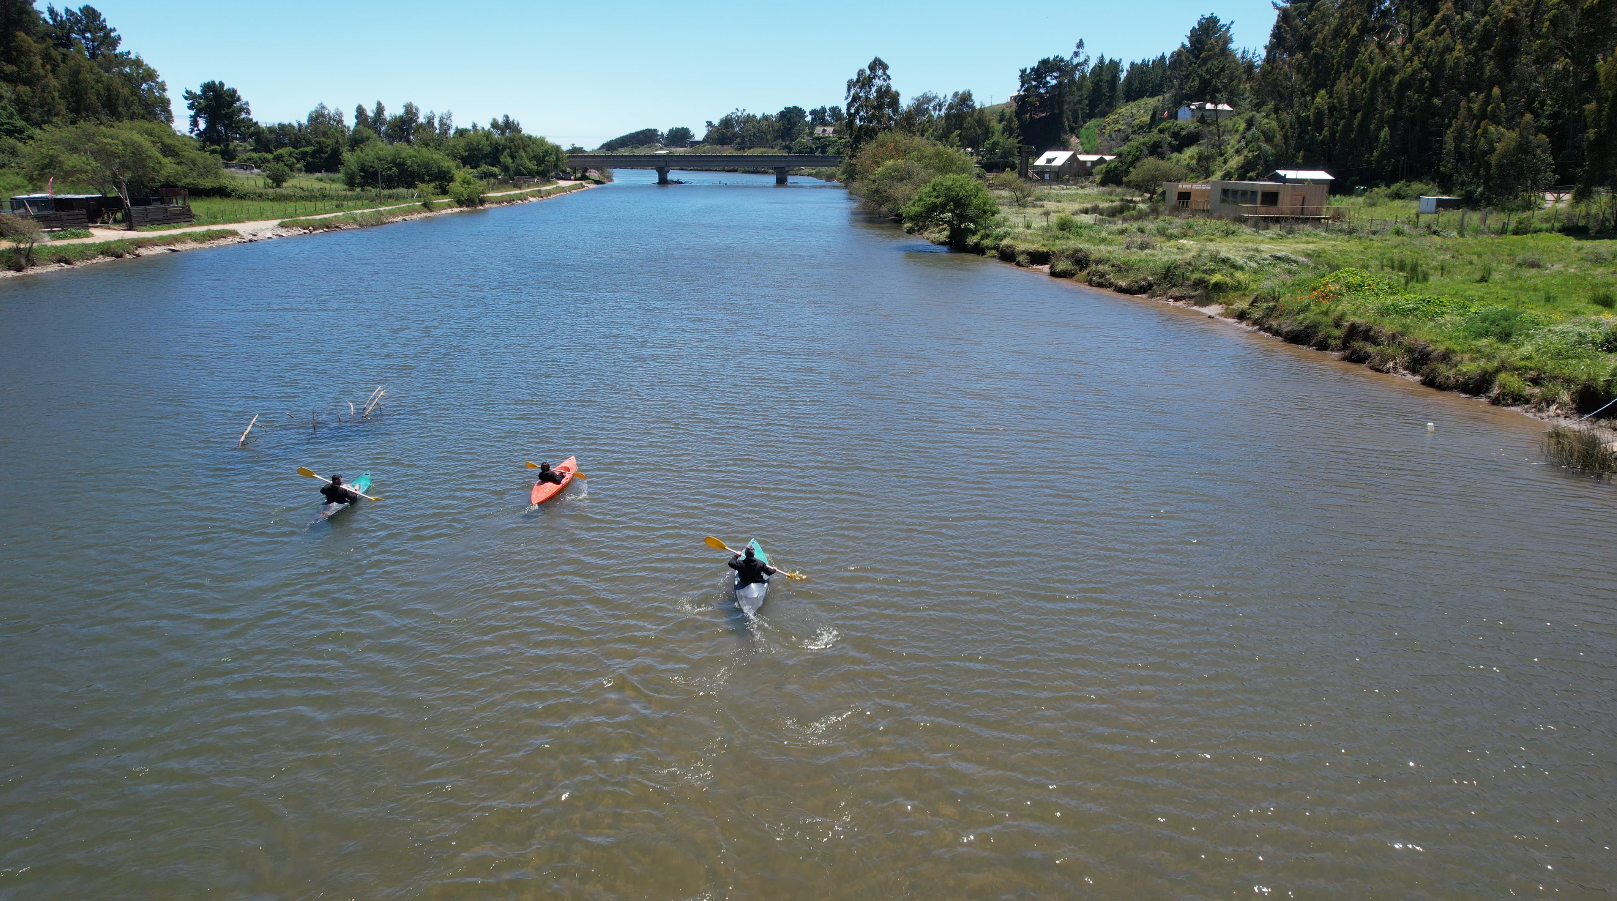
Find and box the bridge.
[565,153,844,185]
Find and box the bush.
[342,143,459,191]
[1592,289,1616,309]
[263,162,293,188]
[447,172,484,207]
[900,174,998,247]
[991,171,1036,207]
[846,133,975,219]
[1124,157,1188,196]
[0,213,44,267]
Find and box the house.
[813,125,836,138]
[1074,154,1117,176]
[1030,150,1116,181]
[1030,150,1078,180]
[1174,102,1235,122]
[1162,169,1333,218]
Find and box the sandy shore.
[2,181,594,280]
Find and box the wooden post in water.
[237,413,259,448]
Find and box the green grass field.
[976,182,1617,413]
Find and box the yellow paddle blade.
[782,570,808,581]
[704,536,732,552]
[573,471,587,480]
[297,466,320,479]
[524,461,538,469]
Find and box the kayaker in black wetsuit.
[534,462,565,486]
[728,547,778,585]
[321,473,356,506]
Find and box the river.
[1,170,1613,899]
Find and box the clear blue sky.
[92,0,1280,148]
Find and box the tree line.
[834,1,1617,204]
[0,1,570,206]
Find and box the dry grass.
[1542,425,1617,476]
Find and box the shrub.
[899,174,998,248]
[991,171,1035,207]
[847,133,976,218]
[447,172,484,207]
[1590,289,1615,309]
[0,213,43,268]
[1124,157,1188,197]
[263,162,293,188]
[342,143,458,191]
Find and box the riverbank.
[931,182,1617,423]
[961,193,1617,466]
[0,181,593,279]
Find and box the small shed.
[1176,102,1235,122]
[813,125,836,138]
[5,193,117,228]
[1030,150,1081,181]
[1418,196,1463,214]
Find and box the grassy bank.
[954,182,1617,416]
[2,229,240,271]
[278,181,587,232]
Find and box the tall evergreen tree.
[183,80,252,159]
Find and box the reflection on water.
[1,169,1614,899]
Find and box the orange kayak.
[529,456,577,506]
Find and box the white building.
[1176,102,1235,122]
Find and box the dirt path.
[45,182,589,246]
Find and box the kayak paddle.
[297,466,382,500]
[702,536,808,580]
[525,460,586,479]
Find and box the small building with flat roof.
[1273,169,1335,184]
[1418,196,1463,214]
[1163,171,1333,218]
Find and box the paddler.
[534,462,565,486]
[320,473,358,507]
[728,546,778,586]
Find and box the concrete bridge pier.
[656,166,670,185]
[774,167,789,186]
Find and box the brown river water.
[1,170,1614,899]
